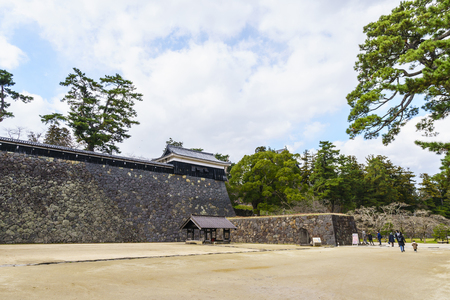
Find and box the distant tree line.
[227,141,450,219]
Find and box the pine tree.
[0,69,33,122]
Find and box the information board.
[352,233,359,245]
[312,237,322,246]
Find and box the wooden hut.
[180,215,237,244]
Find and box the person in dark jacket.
[377,231,382,246]
[368,232,374,245]
[397,232,406,252]
[389,232,395,247]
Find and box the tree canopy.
[363,155,416,207]
[419,153,450,218]
[165,138,183,148]
[0,69,33,122]
[214,153,230,162]
[226,140,450,217]
[228,149,304,214]
[306,142,414,213]
[43,125,75,148]
[228,141,427,214]
[344,0,450,218]
[347,0,450,152]
[41,68,143,154]
[310,141,345,212]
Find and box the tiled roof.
[0,136,170,167]
[161,144,229,165]
[180,215,237,230]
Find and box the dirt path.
[0,243,449,299]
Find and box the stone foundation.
[0,152,235,244]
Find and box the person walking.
[368,232,374,245]
[389,232,395,247]
[397,232,406,252]
[377,231,382,246]
[412,241,418,252]
[362,230,367,245]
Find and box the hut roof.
[180,215,237,230]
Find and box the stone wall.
[332,214,358,246]
[0,151,235,244]
[230,214,357,246]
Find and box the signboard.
[312,237,322,246]
[352,233,359,245]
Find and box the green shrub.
[432,223,450,241]
[233,205,253,211]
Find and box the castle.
[0,136,357,245]
[0,136,235,243]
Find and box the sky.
[1,0,449,181]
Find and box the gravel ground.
[0,243,449,299]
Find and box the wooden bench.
[437,241,449,244]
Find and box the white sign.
[352,233,359,245]
[312,237,322,246]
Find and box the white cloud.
[0,1,256,70]
[0,36,27,69]
[2,0,425,168]
[303,122,328,140]
[286,141,305,154]
[120,40,260,159]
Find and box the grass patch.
[233,205,253,211]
